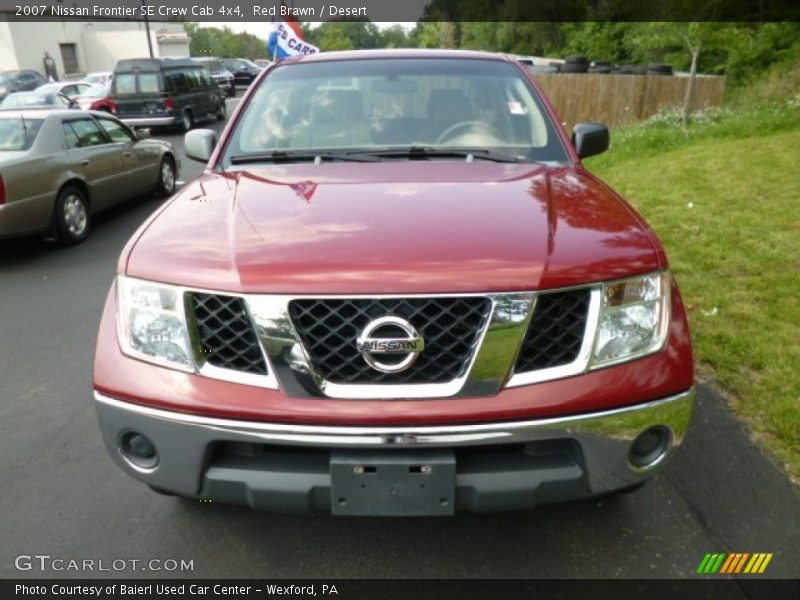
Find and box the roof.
[287,48,511,65]
[0,108,96,119]
[115,57,199,71]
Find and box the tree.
[631,23,741,124]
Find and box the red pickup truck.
[93,50,694,515]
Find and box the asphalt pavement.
[1,96,798,580]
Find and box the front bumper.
[94,388,694,514]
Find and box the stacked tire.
[646,62,673,76]
[561,55,589,74]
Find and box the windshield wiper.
[347,146,521,163]
[229,150,378,165]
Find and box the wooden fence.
[533,73,726,129]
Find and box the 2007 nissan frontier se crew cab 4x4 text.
[93,49,694,516]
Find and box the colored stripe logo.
[696,553,773,574]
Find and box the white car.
[35,81,93,100]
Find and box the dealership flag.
[268,12,319,61]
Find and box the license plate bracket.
[330,449,456,516]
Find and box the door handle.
[81,159,90,166]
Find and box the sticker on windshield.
[507,101,526,115]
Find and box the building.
[0,20,190,79]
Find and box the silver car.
[0,109,179,244]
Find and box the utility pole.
[142,0,154,58]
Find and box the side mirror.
[571,123,609,159]
[135,128,150,140]
[184,128,218,163]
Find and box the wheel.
[155,156,176,197]
[178,109,193,132]
[227,83,236,97]
[216,98,227,121]
[54,185,90,244]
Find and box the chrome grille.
[514,289,591,373]
[288,297,492,384]
[191,293,268,375]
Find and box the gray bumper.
[119,115,177,128]
[94,389,694,513]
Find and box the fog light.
[629,426,670,469]
[120,431,159,469]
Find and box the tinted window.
[138,73,160,94]
[165,69,188,93]
[114,74,137,94]
[98,118,134,143]
[64,118,106,147]
[62,122,80,149]
[0,118,44,151]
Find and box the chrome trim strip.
[247,292,536,399]
[94,388,694,449]
[120,116,177,127]
[506,287,602,387]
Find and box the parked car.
[0,109,178,243]
[0,91,77,110]
[83,71,113,86]
[110,57,226,131]
[192,57,236,97]
[73,84,114,112]
[93,50,695,516]
[8,70,47,91]
[220,58,262,87]
[0,73,19,101]
[35,81,94,100]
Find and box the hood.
[124,162,661,294]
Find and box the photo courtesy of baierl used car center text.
[1,0,799,598]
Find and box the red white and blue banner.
[267,9,319,61]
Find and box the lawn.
[585,102,800,481]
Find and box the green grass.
[585,101,800,481]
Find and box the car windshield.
[84,73,107,84]
[1,93,55,108]
[81,84,109,98]
[224,58,567,165]
[36,83,60,94]
[0,117,44,151]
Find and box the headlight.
[591,271,670,368]
[117,276,193,371]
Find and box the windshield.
[0,117,44,151]
[84,73,108,84]
[223,58,566,165]
[35,83,60,94]
[81,84,109,98]
[1,93,57,108]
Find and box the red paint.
[98,50,694,423]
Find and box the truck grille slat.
[514,289,591,372]
[289,298,491,384]
[191,293,268,375]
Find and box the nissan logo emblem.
[355,316,425,374]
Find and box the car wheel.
[216,98,227,121]
[155,156,176,197]
[55,185,90,244]
[178,109,193,132]
[227,83,236,97]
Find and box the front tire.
[54,185,90,244]
[155,156,176,197]
[216,98,227,121]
